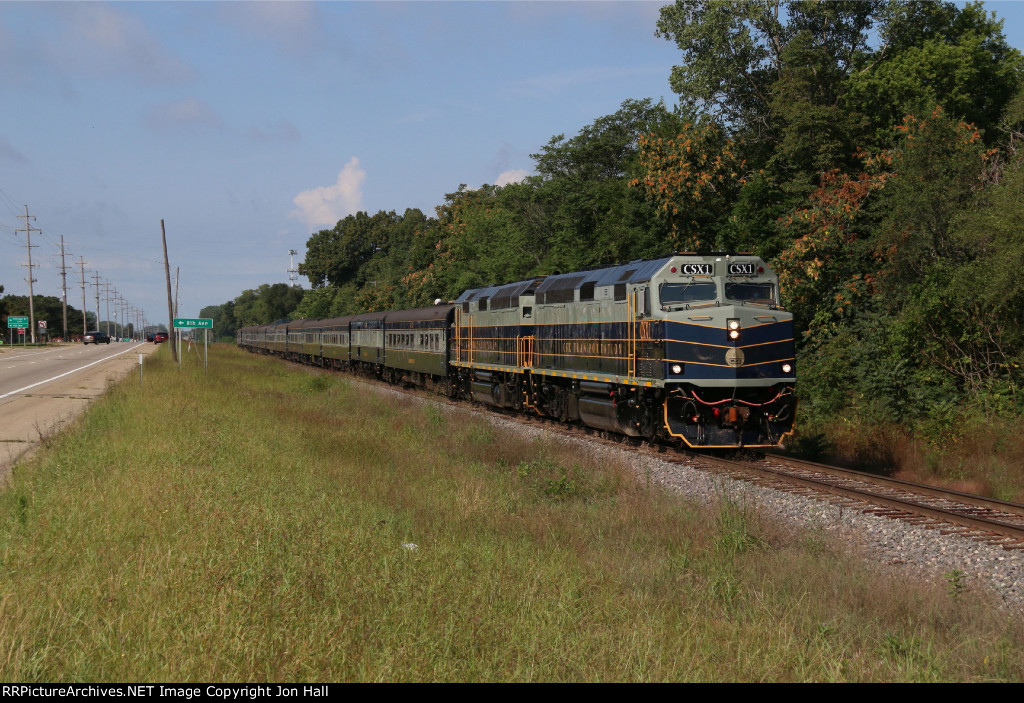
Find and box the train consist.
[237,252,797,448]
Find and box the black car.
[84,331,111,345]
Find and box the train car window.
[660,282,717,304]
[522,306,533,319]
[614,283,627,301]
[579,282,595,301]
[725,282,775,304]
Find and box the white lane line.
[0,347,67,362]
[0,343,148,400]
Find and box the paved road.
[0,341,159,479]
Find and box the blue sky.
[2,1,1023,327]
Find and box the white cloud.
[141,97,223,135]
[47,4,193,84]
[290,158,366,228]
[495,169,529,187]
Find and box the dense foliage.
[1,292,96,340]
[204,1,1024,455]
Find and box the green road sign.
[7,316,29,328]
[173,318,213,329]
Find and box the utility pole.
[17,206,40,343]
[161,219,178,363]
[92,271,102,333]
[77,258,88,337]
[118,294,125,339]
[103,280,112,337]
[58,235,69,341]
[174,266,181,369]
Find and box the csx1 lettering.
[728,262,755,275]
[681,264,712,275]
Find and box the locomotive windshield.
[725,282,775,305]
[660,281,717,305]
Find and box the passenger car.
[83,331,111,345]
[153,332,169,344]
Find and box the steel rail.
[763,452,1024,518]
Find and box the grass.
[791,416,1024,502]
[0,344,1022,681]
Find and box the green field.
[0,344,1021,681]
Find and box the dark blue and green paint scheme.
[453,253,796,448]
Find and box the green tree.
[231,284,305,327]
[529,98,682,269]
[199,301,237,341]
[846,2,1023,145]
[298,210,415,289]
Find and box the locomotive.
[238,252,797,448]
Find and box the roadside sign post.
[172,318,213,372]
[8,317,28,346]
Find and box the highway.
[0,341,159,479]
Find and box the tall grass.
[793,416,1024,502]
[0,345,1021,681]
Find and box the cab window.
[660,281,717,305]
[725,282,775,304]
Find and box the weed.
[424,405,446,430]
[543,472,578,500]
[467,423,496,446]
[302,375,332,393]
[709,570,741,610]
[791,433,830,461]
[880,633,923,661]
[944,569,967,600]
[714,496,765,558]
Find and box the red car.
[153,332,169,344]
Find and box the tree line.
[204,1,1024,442]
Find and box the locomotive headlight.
[782,363,793,374]
[727,318,741,340]
[671,364,683,375]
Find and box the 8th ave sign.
[170,318,214,372]
[172,318,213,329]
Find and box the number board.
[727,262,757,276]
